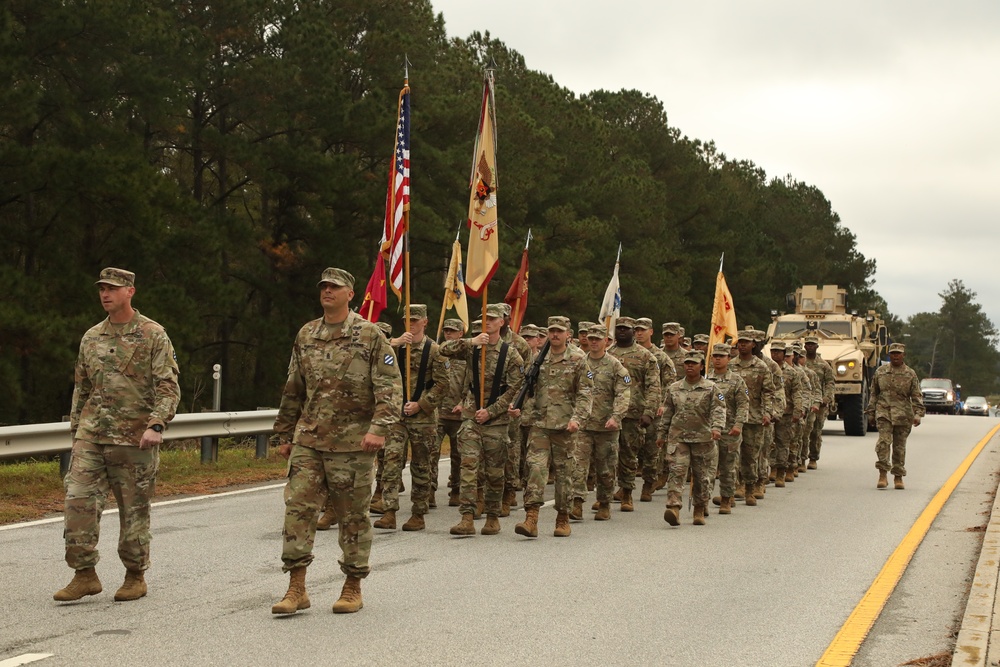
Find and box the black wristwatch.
[150,424,164,433]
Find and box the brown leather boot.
[613,488,623,503]
[894,475,905,490]
[712,495,722,506]
[774,468,786,488]
[332,576,363,613]
[271,567,309,614]
[53,567,102,602]
[553,511,571,537]
[481,515,501,535]
[640,481,653,502]
[448,489,460,506]
[719,497,732,514]
[734,486,745,500]
[373,510,396,530]
[450,513,476,536]
[786,468,796,482]
[114,570,147,601]
[500,489,515,517]
[569,498,584,521]
[753,482,765,499]
[594,502,611,521]
[475,489,485,518]
[316,504,338,531]
[744,483,757,506]
[797,463,807,473]
[693,505,706,526]
[515,506,539,538]
[663,507,680,526]
[369,497,386,515]
[807,459,817,470]
[620,489,635,512]
[877,471,888,489]
[401,513,425,531]
[591,500,601,511]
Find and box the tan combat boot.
[613,488,623,503]
[370,481,383,507]
[663,507,680,526]
[640,481,653,502]
[807,459,817,470]
[591,500,601,511]
[515,506,539,538]
[448,489,460,507]
[271,567,310,614]
[401,513,425,531]
[500,489,513,517]
[894,475,905,490]
[753,482,765,499]
[798,463,807,473]
[877,471,888,489]
[316,502,338,531]
[693,506,706,526]
[654,473,669,491]
[620,489,635,512]
[114,570,147,601]
[553,511,571,537]
[569,498,584,521]
[373,510,396,530]
[450,513,476,536]
[594,502,611,521]
[332,576,363,613]
[744,483,757,506]
[768,468,776,483]
[53,567,102,602]
[719,497,732,515]
[475,489,485,519]
[712,495,722,506]
[481,515,501,535]
[774,468,786,488]
[369,497,386,515]
[786,467,796,482]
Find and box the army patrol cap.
[790,343,805,355]
[470,319,483,334]
[693,333,710,344]
[317,267,355,289]
[888,342,906,353]
[442,318,465,332]
[95,267,135,287]
[578,321,596,334]
[408,304,428,319]
[634,317,654,330]
[376,322,392,337]
[615,316,636,329]
[711,343,731,356]
[770,340,787,352]
[662,322,681,335]
[682,337,692,347]
[737,330,756,342]
[547,315,571,331]
[520,324,540,337]
[804,334,821,345]
[485,304,505,319]
[586,324,609,339]
[682,350,705,364]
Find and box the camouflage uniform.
[768,345,805,472]
[65,282,180,574]
[578,342,631,505]
[637,318,676,487]
[522,320,593,514]
[658,371,727,511]
[381,334,448,517]
[659,327,688,476]
[608,334,660,492]
[866,357,924,477]
[797,359,822,469]
[706,362,749,499]
[274,309,402,577]
[804,347,836,463]
[732,343,778,495]
[501,324,531,493]
[758,348,785,484]
[438,335,523,517]
[437,323,467,498]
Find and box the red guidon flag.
[504,244,529,333]
[464,71,499,298]
[360,256,388,323]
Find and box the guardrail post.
[200,435,217,464]
[255,434,268,459]
[59,451,72,478]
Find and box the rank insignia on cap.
[384,354,395,366]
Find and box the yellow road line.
[817,423,1000,667]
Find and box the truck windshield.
[772,321,853,337]
[920,379,952,390]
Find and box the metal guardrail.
[0,410,279,460]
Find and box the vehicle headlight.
[836,364,847,374]
[947,392,954,401]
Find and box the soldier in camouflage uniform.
[707,343,748,515]
[731,330,778,506]
[373,305,448,532]
[635,318,676,498]
[578,325,631,521]
[768,341,805,486]
[692,333,710,355]
[270,268,402,615]
[658,351,726,526]
[512,316,593,538]
[437,319,467,507]
[792,343,822,473]
[756,330,785,493]
[658,322,687,484]
[497,304,531,515]
[866,343,924,490]
[608,317,660,511]
[55,268,180,604]
[803,334,836,469]
[440,304,523,536]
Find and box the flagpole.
[401,63,412,402]
[605,243,622,340]
[719,252,724,273]
[479,289,488,409]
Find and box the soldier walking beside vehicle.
[865,343,924,490]
[803,334,835,469]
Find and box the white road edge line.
[0,654,55,667]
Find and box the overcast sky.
[430,0,1000,331]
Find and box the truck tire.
[842,394,866,436]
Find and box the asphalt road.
[1,414,999,667]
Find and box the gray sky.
[430,0,1000,331]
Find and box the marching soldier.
[438,319,467,507]
[803,334,835,469]
[731,330,778,506]
[792,343,822,473]
[768,341,805,487]
[635,317,676,496]
[498,304,531,516]
[866,343,924,490]
[755,329,784,494]
[707,343,749,515]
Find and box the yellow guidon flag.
[464,69,499,298]
[708,254,739,350]
[442,237,470,330]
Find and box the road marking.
[817,423,1000,667]
[0,654,54,667]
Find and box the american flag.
[381,86,410,298]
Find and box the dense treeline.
[1,0,884,423]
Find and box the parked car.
[963,396,990,416]
[920,378,960,414]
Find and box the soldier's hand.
[508,407,521,418]
[811,405,820,413]
[656,406,665,418]
[728,426,742,437]
[605,417,619,430]
[639,415,652,428]
[471,333,490,346]
[762,415,771,426]
[451,404,463,415]
[361,433,386,452]
[277,443,292,459]
[403,401,421,416]
[913,417,921,427]
[139,428,162,450]
[474,408,490,424]
[711,429,721,441]
[566,420,580,434]
[393,332,414,346]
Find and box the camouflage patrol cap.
[376,322,392,337]
[790,343,805,355]
[770,340,787,352]
[888,342,906,353]
[520,324,540,337]
[751,330,767,342]
[737,330,755,342]
[586,324,608,339]
[662,322,681,335]
[442,318,465,332]
[317,267,355,289]
[744,324,755,331]
[470,319,483,334]
[683,350,705,364]
[547,315,571,331]
[634,317,654,330]
[95,267,135,287]
[804,334,820,345]
[408,304,428,319]
[693,333,710,344]
[485,304,505,319]
[577,321,596,333]
[615,316,636,329]
[682,337,692,347]
[711,343,731,356]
